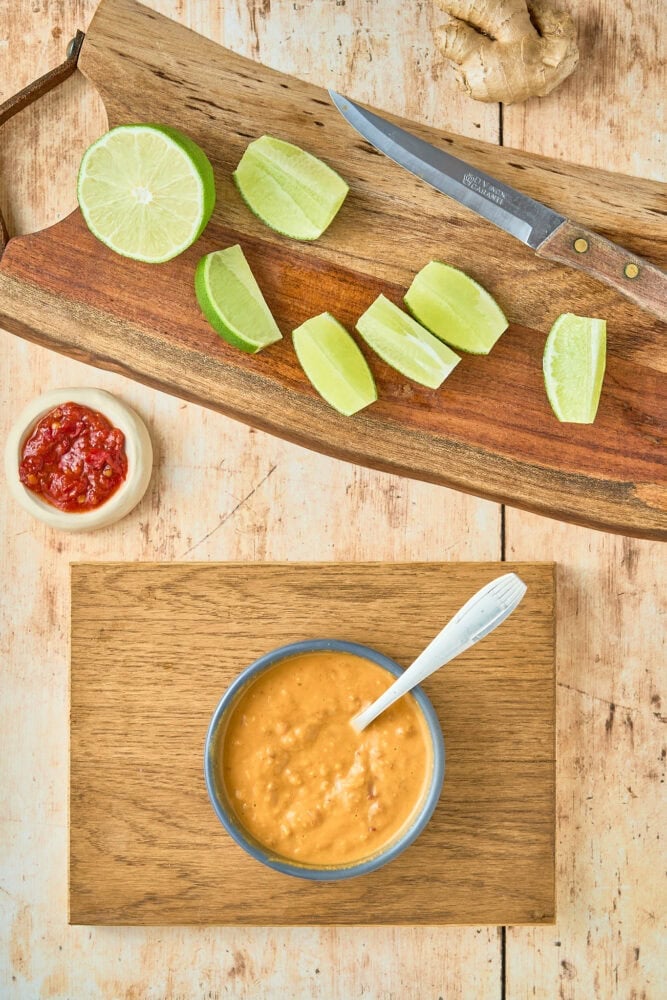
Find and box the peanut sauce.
[220,650,432,866]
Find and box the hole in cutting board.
[0,70,107,240]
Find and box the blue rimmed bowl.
[204,638,445,881]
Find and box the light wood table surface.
[1,2,664,997]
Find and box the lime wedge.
[195,245,282,354]
[233,135,348,240]
[293,313,377,415]
[404,261,508,354]
[543,313,607,423]
[355,295,460,389]
[78,124,215,263]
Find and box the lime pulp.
[356,295,460,389]
[233,135,349,241]
[195,245,282,354]
[293,312,377,415]
[405,261,508,354]
[77,123,215,263]
[543,313,607,422]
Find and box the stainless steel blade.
[329,90,565,250]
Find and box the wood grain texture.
[0,3,107,242]
[503,1,666,996]
[1,0,664,997]
[2,3,503,994]
[0,0,665,539]
[499,0,666,180]
[0,31,84,128]
[70,561,555,926]
[1,340,502,999]
[504,522,665,999]
[0,28,84,252]
[537,220,667,323]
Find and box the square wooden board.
[70,562,555,925]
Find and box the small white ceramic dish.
[4,387,153,532]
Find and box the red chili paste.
[19,402,128,512]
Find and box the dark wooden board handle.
[0,31,85,254]
[536,219,667,323]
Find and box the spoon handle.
[351,573,527,732]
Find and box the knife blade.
[329,91,667,323]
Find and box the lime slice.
[78,123,215,263]
[355,295,460,389]
[195,245,282,354]
[543,313,607,423]
[404,261,508,354]
[293,313,377,415]
[233,135,348,240]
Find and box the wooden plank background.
[0,1,663,997]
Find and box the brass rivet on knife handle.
[0,30,85,255]
[537,220,667,324]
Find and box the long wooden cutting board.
[1,0,665,538]
[70,561,555,925]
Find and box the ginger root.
[433,0,579,104]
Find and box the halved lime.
[543,313,606,423]
[293,313,377,415]
[404,261,508,354]
[195,245,282,354]
[78,123,215,263]
[233,135,348,241]
[355,295,460,389]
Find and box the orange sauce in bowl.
[217,650,432,866]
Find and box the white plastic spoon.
[351,572,527,732]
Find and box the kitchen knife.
[329,91,667,323]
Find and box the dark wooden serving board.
[1,0,665,538]
[70,561,555,925]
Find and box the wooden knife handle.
[536,220,667,324]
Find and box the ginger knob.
[433,0,579,104]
